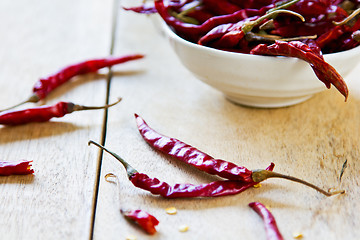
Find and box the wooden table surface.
[1,1,360,239]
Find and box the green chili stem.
[170,3,201,25]
[88,140,138,178]
[252,170,345,197]
[268,0,301,13]
[246,32,317,42]
[333,7,360,26]
[0,94,40,112]
[242,9,305,34]
[72,98,122,112]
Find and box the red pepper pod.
[33,55,144,100]
[0,102,70,125]
[0,160,34,176]
[249,202,284,240]
[135,114,254,182]
[0,99,121,126]
[250,40,349,100]
[121,209,159,235]
[129,163,274,198]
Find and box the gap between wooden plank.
[89,0,120,239]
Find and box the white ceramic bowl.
[162,22,360,108]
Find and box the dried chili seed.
[293,232,304,239]
[165,207,177,215]
[178,224,189,232]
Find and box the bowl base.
[225,94,313,108]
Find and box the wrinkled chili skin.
[129,163,274,198]
[0,160,34,176]
[33,55,144,100]
[250,40,349,100]
[130,173,256,198]
[0,102,71,126]
[249,202,284,240]
[121,209,159,235]
[135,114,254,182]
[154,0,267,42]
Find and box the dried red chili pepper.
[123,2,157,14]
[1,55,143,112]
[249,202,284,240]
[198,9,305,47]
[133,115,345,196]
[154,0,268,42]
[0,98,121,126]
[121,209,159,235]
[105,173,160,235]
[89,135,344,198]
[89,140,275,198]
[135,113,253,182]
[250,40,349,100]
[0,160,34,176]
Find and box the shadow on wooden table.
[41,70,145,103]
[0,174,35,184]
[0,122,83,143]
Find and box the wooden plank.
[93,2,360,239]
[0,0,114,239]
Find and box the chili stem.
[246,32,317,42]
[72,98,122,112]
[333,7,360,26]
[269,0,301,13]
[252,170,345,197]
[242,9,304,34]
[0,94,39,112]
[88,140,138,178]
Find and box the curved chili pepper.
[89,140,275,198]
[249,202,284,240]
[250,40,349,100]
[0,98,121,126]
[154,0,268,42]
[1,55,143,112]
[105,173,160,235]
[121,209,159,235]
[135,113,253,182]
[198,9,305,47]
[89,137,344,197]
[0,160,34,176]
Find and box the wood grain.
[1,0,360,239]
[93,1,360,239]
[0,0,114,239]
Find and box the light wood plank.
[0,0,114,239]
[93,1,360,239]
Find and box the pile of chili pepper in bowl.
[127,0,360,107]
